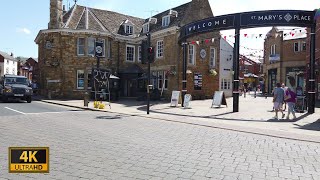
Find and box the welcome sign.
[181,10,315,39]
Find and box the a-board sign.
[183,94,192,108]
[170,91,181,107]
[9,147,49,173]
[211,91,227,108]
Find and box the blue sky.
[0,0,318,58]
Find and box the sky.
[0,0,318,58]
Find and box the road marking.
[26,111,84,115]
[4,107,26,115]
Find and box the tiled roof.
[0,51,17,61]
[144,2,191,34]
[61,2,191,36]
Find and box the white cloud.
[17,28,31,35]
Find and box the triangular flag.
[196,41,200,45]
[205,39,210,44]
[291,33,295,37]
[211,38,215,43]
[224,36,227,40]
[191,41,196,44]
[275,33,279,38]
[244,34,248,37]
[259,34,262,38]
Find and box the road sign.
[9,147,49,173]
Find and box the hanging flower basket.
[166,70,177,76]
[209,69,217,76]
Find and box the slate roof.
[61,2,191,36]
[0,51,17,61]
[143,2,191,34]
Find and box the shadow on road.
[294,119,320,131]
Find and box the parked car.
[0,75,33,103]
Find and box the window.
[6,67,9,74]
[77,38,85,56]
[152,71,157,89]
[270,44,276,55]
[6,60,9,64]
[126,45,135,62]
[153,71,168,90]
[164,72,168,90]
[301,42,306,51]
[87,71,92,89]
[294,42,299,52]
[221,79,231,90]
[88,38,95,56]
[162,15,170,27]
[157,40,164,58]
[158,71,163,90]
[77,70,85,89]
[125,25,133,35]
[209,47,216,67]
[138,46,142,62]
[143,23,149,33]
[188,44,195,65]
[12,68,15,75]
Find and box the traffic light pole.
[147,34,151,114]
[308,25,316,114]
[182,42,187,107]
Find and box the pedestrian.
[273,83,285,120]
[281,83,287,111]
[284,87,297,120]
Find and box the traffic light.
[148,46,155,63]
[141,40,148,64]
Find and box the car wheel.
[26,96,32,103]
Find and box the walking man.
[273,83,285,120]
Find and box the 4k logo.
[9,147,49,173]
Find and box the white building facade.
[219,38,234,97]
[0,51,18,77]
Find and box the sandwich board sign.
[170,91,181,107]
[183,94,192,108]
[211,91,227,108]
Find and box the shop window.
[77,70,85,89]
[87,71,92,89]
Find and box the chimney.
[49,0,63,29]
[10,53,13,57]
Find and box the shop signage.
[183,94,192,108]
[170,91,181,107]
[211,91,227,108]
[95,40,104,57]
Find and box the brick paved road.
[0,111,319,180]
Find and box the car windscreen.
[4,77,28,85]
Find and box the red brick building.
[239,55,262,89]
[17,57,39,83]
[306,18,320,101]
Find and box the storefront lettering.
[294,15,310,21]
[188,19,228,32]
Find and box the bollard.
[265,93,268,99]
[254,89,257,98]
[84,92,89,107]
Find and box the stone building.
[35,0,223,100]
[263,27,307,95]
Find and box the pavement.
[36,93,320,143]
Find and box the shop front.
[268,69,277,94]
